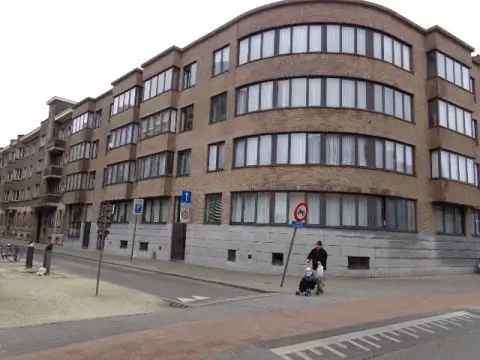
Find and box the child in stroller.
[296,266,317,296]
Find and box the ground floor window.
[205,193,222,224]
[142,198,170,224]
[473,210,480,237]
[435,204,464,235]
[112,201,131,224]
[231,191,416,232]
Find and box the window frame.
[210,92,228,124]
[177,149,192,177]
[212,45,230,76]
[207,141,225,173]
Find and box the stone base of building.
[62,222,480,278]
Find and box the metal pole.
[95,234,104,297]
[130,215,137,263]
[280,226,297,287]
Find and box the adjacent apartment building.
[1,0,480,276]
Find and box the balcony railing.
[42,166,62,179]
[46,139,66,153]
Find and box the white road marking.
[296,351,312,360]
[323,345,346,358]
[348,339,370,351]
[271,311,476,359]
[308,347,323,356]
[177,295,211,303]
[398,329,419,338]
[429,321,449,330]
[359,337,382,348]
[379,333,401,343]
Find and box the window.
[140,109,177,139]
[120,240,128,249]
[107,123,138,150]
[205,193,222,224]
[431,149,478,186]
[103,161,136,186]
[112,87,138,116]
[112,201,130,224]
[179,105,194,132]
[435,204,465,235]
[231,192,416,232]
[137,152,174,180]
[68,142,95,162]
[142,198,169,224]
[348,257,370,270]
[139,242,149,251]
[143,67,179,101]
[236,76,413,122]
[65,172,95,192]
[210,92,227,123]
[177,149,191,177]
[238,24,412,71]
[473,210,480,237]
[208,142,225,172]
[272,253,284,266]
[430,99,475,138]
[213,46,230,76]
[429,51,471,91]
[234,133,414,175]
[71,112,95,135]
[182,62,197,89]
[227,249,237,262]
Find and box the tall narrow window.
[213,46,230,76]
[180,105,194,132]
[208,142,225,172]
[182,62,197,89]
[205,194,222,225]
[210,93,227,123]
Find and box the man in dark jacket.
[307,241,328,294]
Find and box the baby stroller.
[296,267,317,296]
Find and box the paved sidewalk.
[2,238,478,296]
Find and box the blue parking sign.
[181,191,192,204]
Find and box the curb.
[51,251,276,294]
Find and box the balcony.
[32,193,62,207]
[46,139,66,153]
[42,166,62,179]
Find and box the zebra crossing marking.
[271,311,477,359]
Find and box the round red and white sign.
[293,202,309,222]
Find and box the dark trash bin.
[26,242,35,269]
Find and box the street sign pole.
[95,232,104,296]
[280,226,297,288]
[130,214,137,264]
[280,202,309,288]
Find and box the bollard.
[26,243,34,269]
[43,243,53,275]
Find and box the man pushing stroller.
[296,241,328,296]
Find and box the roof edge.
[426,25,475,52]
[111,68,143,86]
[141,46,182,68]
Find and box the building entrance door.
[82,222,91,249]
[170,197,186,261]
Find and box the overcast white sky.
[0,0,478,145]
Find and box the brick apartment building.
[1,0,480,276]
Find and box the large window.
[179,105,194,132]
[177,149,191,177]
[208,142,225,172]
[213,46,230,76]
[435,204,465,235]
[429,51,472,91]
[112,201,131,224]
[431,149,479,186]
[429,99,476,138]
[71,112,97,135]
[210,92,227,123]
[142,198,169,224]
[205,193,222,224]
[140,109,177,140]
[112,87,139,116]
[137,152,174,181]
[234,133,414,175]
[68,142,96,162]
[107,123,138,150]
[65,172,95,192]
[236,77,413,122]
[238,24,412,71]
[103,161,136,186]
[473,210,480,237]
[231,191,416,232]
[182,62,197,89]
[143,67,179,101]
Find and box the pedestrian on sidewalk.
[306,241,328,295]
[43,242,53,275]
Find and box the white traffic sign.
[180,207,192,224]
[133,198,145,215]
[293,202,309,223]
